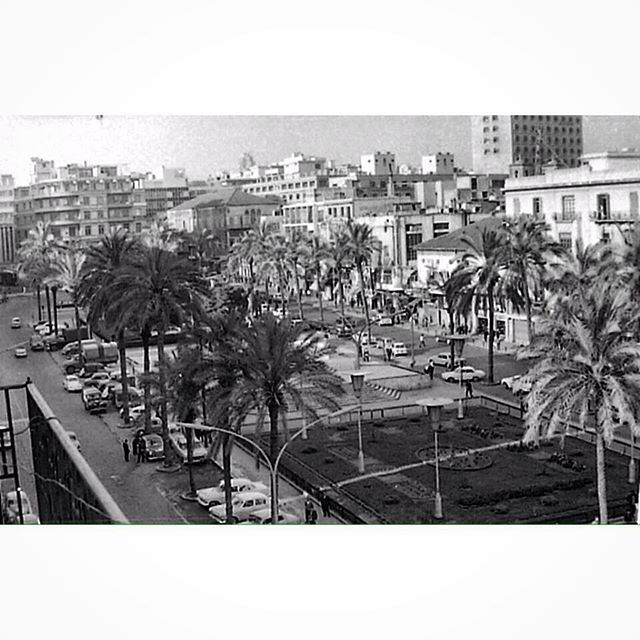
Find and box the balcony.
[589,210,638,224]
[552,211,577,223]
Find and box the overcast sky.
[1,115,640,184]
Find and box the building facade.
[504,149,640,251]
[471,115,583,175]
[0,174,15,264]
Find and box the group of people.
[121,434,146,463]
[304,492,332,524]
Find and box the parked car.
[29,334,45,351]
[431,352,465,368]
[442,365,486,383]
[76,363,107,378]
[113,385,142,409]
[121,405,161,428]
[391,342,408,357]
[63,374,83,393]
[66,431,81,452]
[82,387,108,414]
[43,332,66,351]
[208,491,270,523]
[243,508,301,525]
[14,347,27,358]
[334,323,352,338]
[82,372,112,389]
[2,489,39,524]
[142,434,164,461]
[169,431,208,463]
[501,374,532,394]
[378,315,393,326]
[10,317,21,329]
[196,478,269,509]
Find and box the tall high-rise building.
[471,115,583,175]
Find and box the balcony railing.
[589,210,638,223]
[552,211,577,223]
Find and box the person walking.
[465,380,474,399]
[386,345,393,362]
[137,437,146,463]
[426,359,435,385]
[419,333,425,349]
[132,435,139,461]
[122,439,130,462]
[304,497,314,524]
[363,348,370,363]
[320,491,331,518]
[308,505,318,524]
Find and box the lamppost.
[350,371,366,473]
[416,397,453,520]
[177,405,354,524]
[439,334,468,418]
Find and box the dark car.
[142,434,164,461]
[82,387,108,414]
[335,324,352,338]
[29,334,45,351]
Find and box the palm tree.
[17,221,59,325]
[80,228,140,423]
[344,220,379,342]
[329,228,351,323]
[521,280,640,524]
[445,226,510,383]
[501,216,566,343]
[110,247,208,464]
[46,246,87,368]
[307,234,332,326]
[260,233,290,316]
[286,234,310,321]
[225,314,345,522]
[428,270,457,369]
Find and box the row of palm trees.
[17,223,346,520]
[227,219,380,337]
[441,216,640,523]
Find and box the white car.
[170,432,208,463]
[66,431,81,452]
[442,365,486,383]
[10,317,21,329]
[121,405,161,426]
[196,477,269,509]
[208,491,270,523]
[63,375,83,393]
[391,342,408,357]
[14,347,27,358]
[242,508,301,525]
[501,374,532,394]
[378,315,393,326]
[431,352,465,368]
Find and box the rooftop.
[171,187,281,211]
[415,216,504,252]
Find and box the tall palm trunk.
[268,400,280,524]
[156,328,173,465]
[315,262,325,325]
[487,288,496,383]
[141,326,151,433]
[291,264,304,321]
[185,415,196,495]
[36,285,42,322]
[523,279,534,344]
[595,427,609,524]
[357,262,372,342]
[278,270,287,317]
[118,328,130,424]
[45,286,52,330]
[447,301,456,371]
[222,430,234,523]
[338,268,346,321]
[73,296,83,369]
[51,287,59,335]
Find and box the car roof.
[234,491,269,501]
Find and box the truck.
[63,341,119,374]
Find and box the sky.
[2,115,640,185]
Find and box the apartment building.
[504,149,640,251]
[0,174,15,264]
[140,166,191,218]
[471,115,583,175]
[13,159,148,246]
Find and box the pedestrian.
[320,491,331,518]
[122,439,130,462]
[386,346,393,361]
[483,329,488,344]
[465,380,474,399]
[132,435,139,460]
[304,497,314,523]
[419,333,425,349]
[137,437,146,463]
[427,359,435,382]
[363,348,370,363]
[308,505,318,524]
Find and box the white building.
[421,153,455,175]
[360,152,396,176]
[0,174,15,264]
[504,149,640,251]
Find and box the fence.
[26,384,128,524]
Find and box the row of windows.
[67,222,143,237]
[513,191,640,218]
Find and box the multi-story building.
[165,186,281,250]
[0,174,15,264]
[360,151,397,176]
[139,167,191,218]
[13,159,148,245]
[471,115,583,175]
[422,153,455,175]
[504,149,640,251]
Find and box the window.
[69,227,77,237]
[559,233,572,251]
[596,193,610,219]
[602,231,611,244]
[561,195,575,218]
[83,211,91,220]
[98,225,105,235]
[82,197,90,205]
[532,197,542,215]
[84,225,91,236]
[135,222,142,233]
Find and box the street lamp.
[440,334,468,418]
[416,397,453,520]
[350,371,366,473]
[178,405,354,524]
